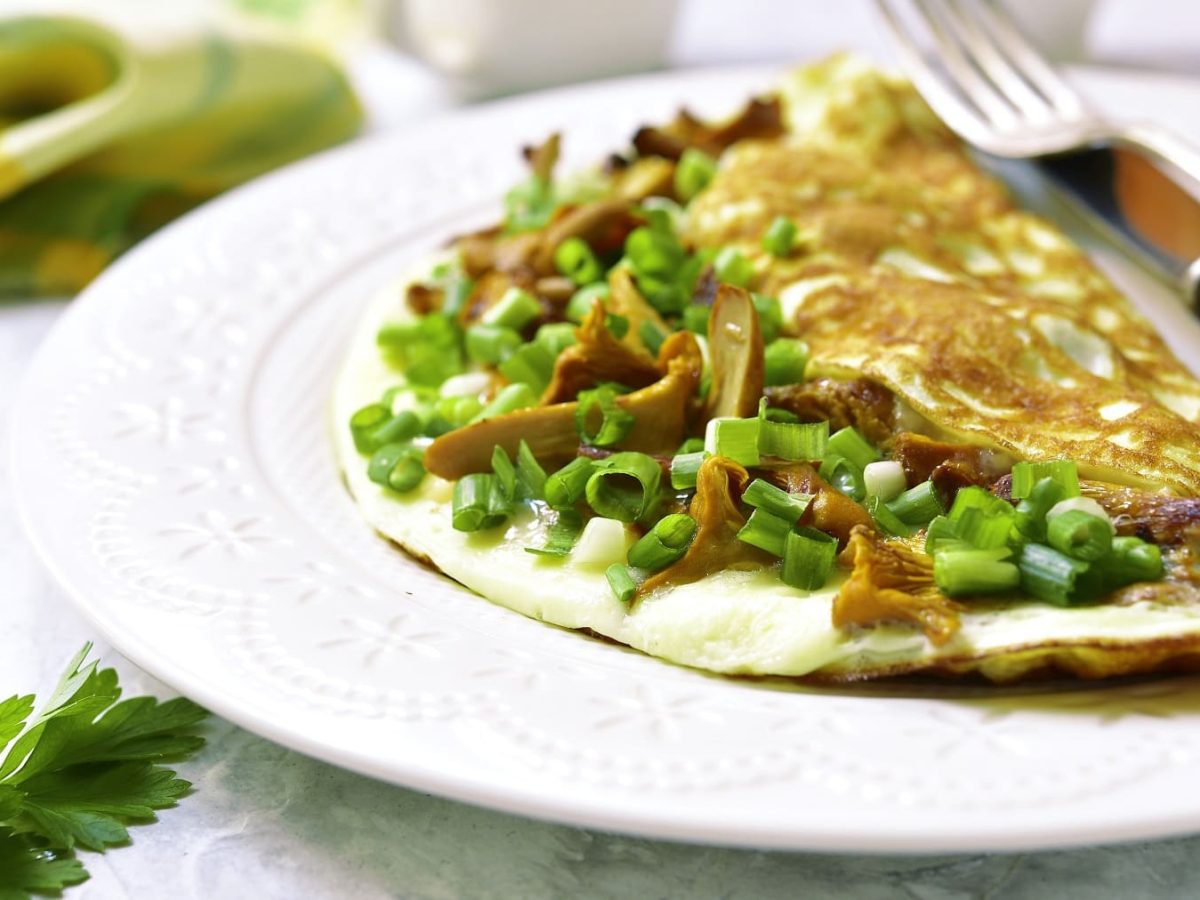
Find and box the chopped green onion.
[637,275,691,315]
[498,341,555,392]
[863,460,907,503]
[759,416,828,461]
[827,427,881,471]
[781,526,838,590]
[1014,476,1066,542]
[751,293,783,343]
[470,383,538,423]
[670,451,706,490]
[1106,536,1164,584]
[678,437,706,454]
[452,473,509,532]
[713,247,754,287]
[682,304,710,334]
[504,174,556,232]
[545,457,596,509]
[436,395,484,429]
[934,547,1020,596]
[606,563,638,603]
[515,439,547,501]
[954,507,1015,551]
[639,320,666,355]
[760,404,799,424]
[627,513,697,570]
[705,417,761,466]
[737,508,792,557]
[585,452,662,522]
[1047,509,1112,562]
[819,454,864,501]
[948,486,1011,523]
[565,283,610,323]
[367,443,426,494]
[867,495,915,538]
[377,314,464,386]
[1017,542,1098,606]
[440,276,473,319]
[674,148,717,202]
[625,226,686,278]
[924,515,960,554]
[465,323,523,365]
[742,478,812,524]
[762,216,798,258]
[764,338,809,386]
[887,480,945,525]
[639,197,683,234]
[605,313,630,339]
[536,322,577,357]
[350,405,421,454]
[554,236,602,285]
[491,445,516,500]
[481,287,541,331]
[575,387,635,447]
[525,509,583,557]
[1046,496,1111,528]
[1011,459,1080,500]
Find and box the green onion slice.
[1011,459,1080,500]
[639,320,666,356]
[669,451,706,490]
[674,148,717,202]
[481,287,541,330]
[751,293,784,343]
[565,283,610,323]
[762,216,798,258]
[491,445,516,500]
[350,405,421,454]
[525,509,584,557]
[545,457,596,509]
[1106,536,1164,584]
[764,338,809,387]
[887,480,945,525]
[742,478,812,525]
[465,323,523,365]
[585,452,662,522]
[452,473,510,532]
[1014,477,1066,542]
[606,563,638,604]
[1047,509,1113,562]
[759,410,828,461]
[705,416,761,466]
[713,247,753,288]
[819,454,864,502]
[554,236,603,285]
[627,513,697,571]
[575,387,636,447]
[515,439,547,501]
[934,547,1020,597]
[867,495,915,538]
[781,526,838,590]
[923,515,960,554]
[470,383,538,423]
[1017,543,1099,606]
[367,442,426,494]
[736,508,792,558]
[827,426,881,471]
[498,341,555,392]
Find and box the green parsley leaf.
[0,644,208,896]
[0,828,87,899]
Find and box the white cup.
[393,0,680,98]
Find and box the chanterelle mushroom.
[424,338,702,480]
[638,456,774,596]
[705,284,764,421]
[542,299,660,404]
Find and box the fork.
[876,0,1200,305]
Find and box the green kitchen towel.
[0,12,362,296]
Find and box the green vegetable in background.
[0,644,208,898]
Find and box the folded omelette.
[333,56,1200,682]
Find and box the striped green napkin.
[0,13,362,296]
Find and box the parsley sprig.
[0,644,207,898]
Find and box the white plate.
[14,63,1200,854]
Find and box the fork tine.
[972,0,1088,118]
[937,0,1054,123]
[875,0,1001,145]
[913,0,1022,128]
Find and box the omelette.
[333,56,1200,682]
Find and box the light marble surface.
[7,1,1200,896]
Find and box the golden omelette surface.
[686,56,1200,496]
